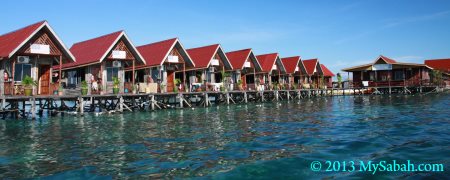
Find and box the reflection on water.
[0,94,449,179]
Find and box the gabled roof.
[62,30,145,69]
[378,55,397,64]
[303,59,320,75]
[256,53,285,73]
[342,55,428,72]
[425,58,450,73]
[186,44,232,69]
[281,56,301,74]
[0,20,75,61]
[320,64,335,77]
[226,48,262,71]
[136,38,194,68]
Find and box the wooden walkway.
[0,86,445,119]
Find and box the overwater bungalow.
[126,38,195,93]
[424,58,450,87]
[255,53,287,90]
[320,64,335,88]
[185,44,233,92]
[342,55,431,88]
[225,48,263,90]
[58,31,145,95]
[280,56,307,89]
[0,21,75,96]
[302,59,324,89]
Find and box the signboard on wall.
[30,44,50,54]
[372,64,392,71]
[211,59,220,66]
[112,50,126,59]
[244,61,251,68]
[167,55,179,63]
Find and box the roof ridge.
[71,30,123,47]
[137,37,178,48]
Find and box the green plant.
[292,83,298,90]
[220,85,225,92]
[112,77,120,88]
[174,78,182,86]
[320,75,325,88]
[22,75,37,88]
[273,82,279,90]
[81,81,88,89]
[431,70,443,86]
[337,73,342,88]
[58,84,64,91]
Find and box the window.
[14,64,32,81]
[394,70,404,80]
[107,67,119,82]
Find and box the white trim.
[176,39,196,67]
[8,21,76,62]
[250,51,263,71]
[98,31,123,63]
[205,45,221,68]
[240,50,252,69]
[123,32,146,65]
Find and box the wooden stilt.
[31,97,36,119]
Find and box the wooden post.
[31,97,36,119]
[275,90,279,101]
[119,96,124,112]
[179,93,183,108]
[226,92,230,104]
[79,96,84,115]
[59,56,62,83]
[204,93,209,107]
[151,95,155,110]
[244,91,248,103]
[183,63,186,91]
[132,59,135,85]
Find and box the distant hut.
[59,31,145,94]
[186,44,233,92]
[226,48,262,90]
[281,56,307,89]
[302,59,323,89]
[342,55,431,88]
[127,38,195,93]
[256,53,287,90]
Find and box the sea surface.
[0,94,449,179]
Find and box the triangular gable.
[256,53,285,73]
[320,64,335,77]
[281,56,302,74]
[63,31,145,69]
[187,44,233,70]
[226,48,262,71]
[0,20,75,62]
[303,59,320,75]
[136,38,194,69]
[374,55,397,64]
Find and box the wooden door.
[40,65,51,95]
[167,71,175,92]
[241,75,246,89]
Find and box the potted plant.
[220,85,225,92]
[336,73,342,88]
[58,84,64,96]
[112,77,120,94]
[22,75,37,96]
[184,83,189,92]
[132,84,137,94]
[237,80,243,91]
[174,78,181,93]
[273,82,279,90]
[81,81,88,95]
[160,83,166,93]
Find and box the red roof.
[256,53,279,72]
[303,59,319,75]
[379,55,397,64]
[226,48,252,70]
[64,31,123,68]
[137,38,178,67]
[425,59,450,73]
[320,64,335,77]
[186,44,220,68]
[0,20,75,62]
[281,56,301,74]
[0,21,45,58]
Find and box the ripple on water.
[0,94,448,179]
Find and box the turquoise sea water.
[0,94,449,179]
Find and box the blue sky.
[1,0,450,78]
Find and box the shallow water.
[0,94,449,179]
